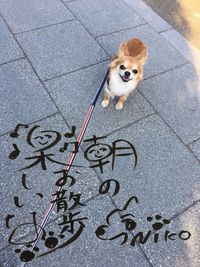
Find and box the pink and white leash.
[20,70,109,267]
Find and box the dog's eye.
[120,65,126,70]
[132,69,138,74]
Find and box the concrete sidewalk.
[0,0,200,266]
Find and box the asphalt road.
[143,0,200,49]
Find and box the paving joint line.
[2,6,197,204]
[121,0,200,74]
[158,28,172,34]
[95,22,148,39]
[160,30,200,72]
[43,82,78,132]
[54,61,188,89]
[137,243,154,267]
[169,199,200,221]
[138,89,200,165]
[103,112,156,138]
[0,112,59,138]
[0,192,111,254]
[39,82,73,131]
[147,21,192,64]
[3,198,197,263]
[1,12,108,137]
[78,144,121,211]
[14,19,76,35]
[121,0,153,30]
[68,135,119,214]
[1,143,188,264]
[6,13,123,253]
[87,162,154,267]
[50,1,198,265]
[0,123,102,253]
[42,58,109,82]
[128,201,200,267]
[70,112,155,156]
[91,167,119,209]
[0,57,25,67]
[122,0,172,36]
[3,122,198,255]
[0,16,75,134]
[83,147,154,267]
[129,198,200,265]
[0,0,174,220]
[1,16,80,157]
[187,136,200,146]
[2,159,123,253]
[143,62,189,82]
[60,0,111,58]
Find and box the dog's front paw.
[115,102,123,110]
[101,100,109,108]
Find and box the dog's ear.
[137,65,144,81]
[135,50,148,66]
[109,57,120,68]
[118,42,129,57]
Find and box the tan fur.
[102,38,148,110]
[119,38,148,64]
[116,95,128,110]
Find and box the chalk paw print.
[15,244,39,262]
[42,231,65,249]
[147,215,170,231]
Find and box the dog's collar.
[107,76,110,86]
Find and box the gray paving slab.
[0,0,199,265]
[0,59,57,134]
[0,18,23,64]
[161,29,200,73]
[0,0,74,33]
[83,114,200,230]
[16,21,108,81]
[0,114,100,250]
[139,63,200,144]
[44,61,154,137]
[66,0,144,37]
[189,139,200,161]
[97,24,188,79]
[143,202,200,267]
[143,0,200,50]
[0,195,150,267]
[0,246,21,267]
[124,0,171,32]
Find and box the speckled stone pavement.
[0,0,200,266]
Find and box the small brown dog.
[101,38,148,110]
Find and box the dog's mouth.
[119,74,132,82]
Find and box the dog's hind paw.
[115,102,123,110]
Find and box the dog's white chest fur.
[107,72,137,97]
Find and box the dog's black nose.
[124,71,130,77]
